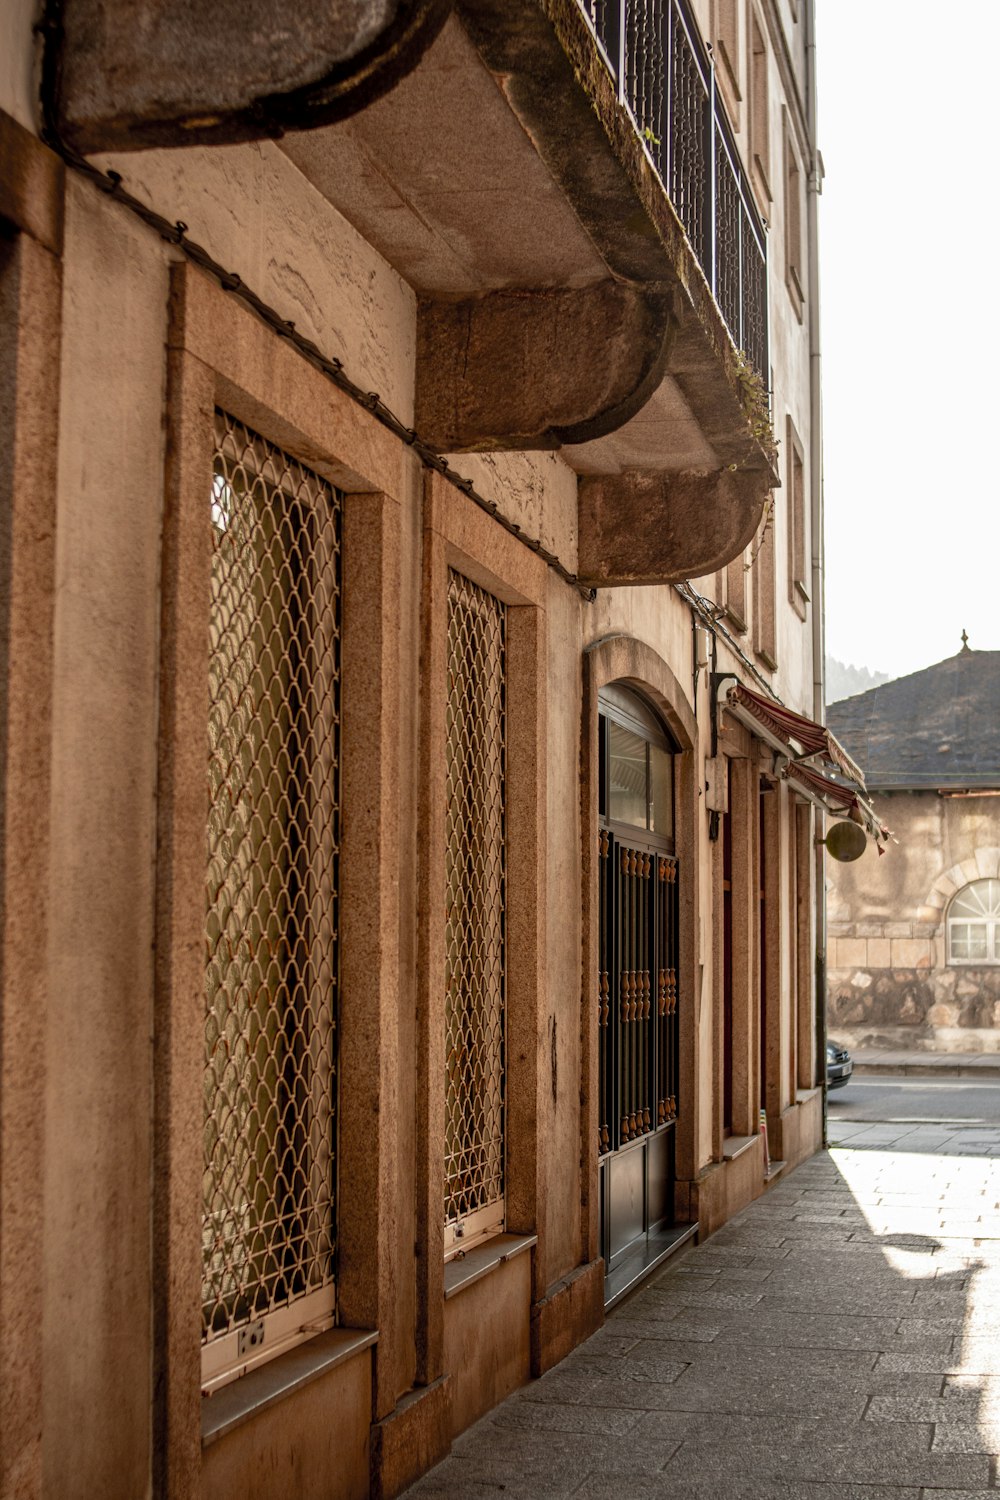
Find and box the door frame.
[581,638,698,1272]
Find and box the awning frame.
[717,679,889,848]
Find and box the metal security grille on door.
[444,571,506,1254]
[203,410,340,1388]
[598,837,679,1155]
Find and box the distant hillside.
[826,657,890,706]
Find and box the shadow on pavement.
[404,1136,1000,1499]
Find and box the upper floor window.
[784,113,804,317]
[202,411,341,1391]
[722,547,749,634]
[947,879,1000,965]
[748,5,771,208]
[599,683,675,843]
[713,0,742,124]
[786,417,808,619]
[751,496,777,670]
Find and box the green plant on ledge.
[730,350,778,469]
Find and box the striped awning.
[723,682,890,848]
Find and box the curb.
[852,1061,1000,1080]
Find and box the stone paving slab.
[829,1120,1000,1157]
[575,1483,923,1500]
[404,1140,1000,1499]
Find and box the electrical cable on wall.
[36,0,791,709]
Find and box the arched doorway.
[597,683,681,1290]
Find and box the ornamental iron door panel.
[598,832,679,1161]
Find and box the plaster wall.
[97,139,419,422]
[446,449,579,571]
[687,0,816,726]
[828,792,1000,1051]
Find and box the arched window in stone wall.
[947,879,1000,966]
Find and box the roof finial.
[960,628,970,653]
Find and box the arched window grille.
[947,878,1000,966]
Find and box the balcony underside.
[55,0,775,583]
[55,0,453,152]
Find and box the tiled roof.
[826,649,1000,790]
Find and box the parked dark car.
[826,1040,853,1090]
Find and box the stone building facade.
[0,2,861,1497]
[827,649,1000,1054]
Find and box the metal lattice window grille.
[444,571,507,1256]
[203,410,341,1392]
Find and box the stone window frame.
[712,0,742,129]
[785,415,808,620]
[414,469,547,1385]
[715,547,748,634]
[792,798,816,1090]
[783,109,805,320]
[0,114,65,1500]
[946,879,1000,967]
[747,2,772,213]
[442,568,509,1257]
[155,261,405,1486]
[750,496,777,671]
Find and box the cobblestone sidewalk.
[406,1134,1000,1499]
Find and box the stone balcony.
[54,0,777,585]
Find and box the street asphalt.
[830,1074,1000,1131]
[407,1082,1000,1499]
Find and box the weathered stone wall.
[827,791,1000,1052]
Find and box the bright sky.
[816,3,1000,681]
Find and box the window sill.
[201,1326,377,1448]
[785,271,805,324]
[443,1232,537,1300]
[750,157,773,218]
[721,1134,758,1161]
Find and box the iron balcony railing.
[579,0,769,381]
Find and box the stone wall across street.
[827,791,1000,1054]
